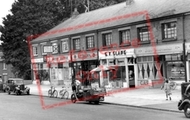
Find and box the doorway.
[128,65,135,88]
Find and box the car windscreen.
[15,80,24,84]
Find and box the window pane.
[120,30,130,44]
[62,40,68,52]
[73,38,80,50]
[163,22,177,39]
[103,33,112,46]
[33,46,38,56]
[138,27,150,42]
[86,36,94,49]
[52,43,58,53]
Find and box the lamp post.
[183,40,187,82]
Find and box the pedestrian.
[161,78,172,100]
[71,81,78,100]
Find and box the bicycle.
[59,86,69,99]
[169,81,177,90]
[140,80,148,85]
[48,86,58,98]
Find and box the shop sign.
[99,48,135,59]
[45,55,70,63]
[72,50,97,61]
[136,44,183,56]
[31,58,43,63]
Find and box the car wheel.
[27,90,30,95]
[184,104,190,118]
[94,101,99,104]
[16,91,19,95]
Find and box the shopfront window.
[166,61,185,80]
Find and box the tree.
[0,0,126,79]
[0,0,67,79]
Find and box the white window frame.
[118,27,131,45]
[51,42,58,54]
[32,44,38,56]
[3,62,7,70]
[61,38,69,52]
[86,35,95,49]
[72,37,81,50]
[40,42,47,55]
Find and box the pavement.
[26,83,183,113]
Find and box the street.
[0,93,187,120]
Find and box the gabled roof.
[32,0,190,42]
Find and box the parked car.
[6,78,30,95]
[178,82,190,118]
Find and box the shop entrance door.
[128,65,135,88]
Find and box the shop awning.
[90,65,118,73]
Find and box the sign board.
[43,45,52,53]
[99,48,135,59]
[72,50,97,61]
[136,44,183,56]
[31,58,44,63]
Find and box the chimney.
[72,8,79,18]
[126,0,134,6]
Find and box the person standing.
[71,81,78,100]
[161,79,172,100]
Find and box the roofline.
[30,11,190,44]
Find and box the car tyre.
[184,104,190,118]
[27,90,30,95]
[94,101,99,104]
[16,91,19,95]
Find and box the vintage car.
[178,82,190,118]
[6,78,30,95]
[71,82,106,104]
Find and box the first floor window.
[138,26,150,42]
[32,46,38,56]
[162,22,177,39]
[102,33,112,46]
[86,36,94,49]
[120,30,131,45]
[52,43,58,54]
[73,38,80,50]
[3,62,7,70]
[62,40,69,52]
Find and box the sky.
[0,0,15,26]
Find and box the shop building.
[30,38,71,85]
[30,0,190,87]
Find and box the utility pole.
[183,40,187,82]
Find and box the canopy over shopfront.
[90,65,118,73]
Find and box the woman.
[161,79,172,100]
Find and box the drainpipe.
[182,14,187,82]
[96,30,101,87]
[69,35,75,84]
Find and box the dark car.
[178,82,190,118]
[6,78,30,95]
